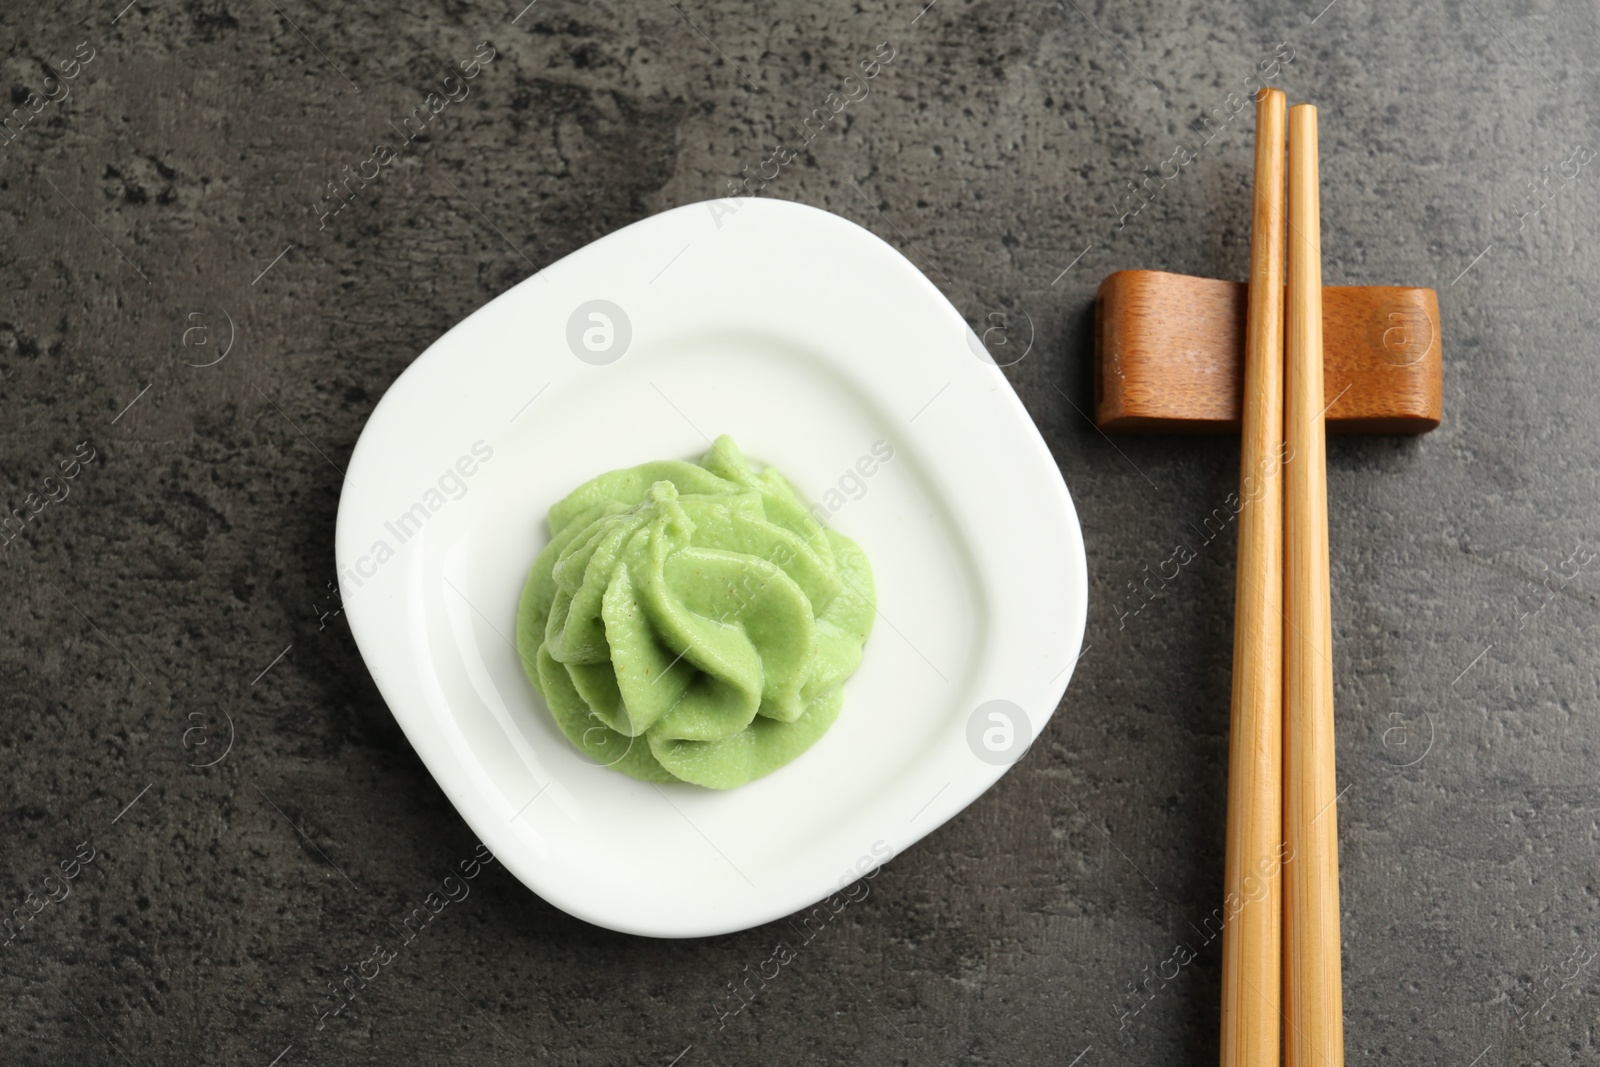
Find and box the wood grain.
[1220,86,1286,1067]
[1283,103,1344,1067]
[1095,271,1441,433]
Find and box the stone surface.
[2,0,1597,1063]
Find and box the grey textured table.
[3,0,1597,1063]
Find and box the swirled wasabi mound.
[515,436,875,789]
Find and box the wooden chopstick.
[1284,102,1345,1067]
[1220,86,1287,1067]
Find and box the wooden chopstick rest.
[1095,270,1441,434]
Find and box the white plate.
[336,197,1087,938]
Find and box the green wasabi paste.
[516,436,876,789]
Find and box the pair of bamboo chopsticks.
[1219,88,1342,1067]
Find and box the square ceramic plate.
[336,197,1087,937]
